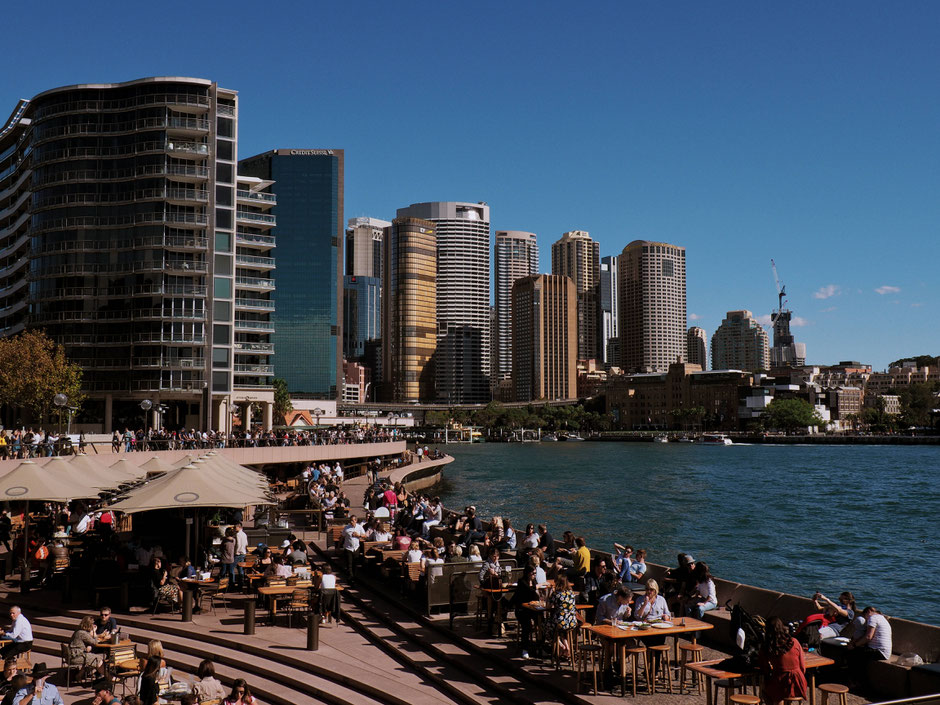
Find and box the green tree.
[272,378,292,422]
[762,398,826,433]
[0,330,84,424]
[897,382,940,428]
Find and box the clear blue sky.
[4,1,938,370]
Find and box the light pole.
[313,407,324,428]
[53,394,78,435]
[140,399,153,430]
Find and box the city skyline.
[1,2,938,370]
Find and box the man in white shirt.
[1,606,33,662]
[341,515,366,585]
[233,522,249,588]
[848,606,893,687]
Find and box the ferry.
[698,433,733,445]
[559,433,584,442]
[653,435,669,443]
[541,433,558,442]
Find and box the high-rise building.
[771,311,807,367]
[345,216,389,278]
[342,275,380,361]
[396,202,490,403]
[382,217,437,402]
[512,274,577,402]
[599,255,619,365]
[551,230,599,361]
[711,310,770,371]
[240,149,344,399]
[494,231,539,381]
[0,76,278,432]
[687,327,708,369]
[618,240,687,372]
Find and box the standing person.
[0,607,33,664]
[138,657,161,705]
[759,616,807,705]
[10,664,61,705]
[219,527,236,588]
[340,515,366,585]
[233,522,248,589]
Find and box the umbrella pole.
[22,502,29,594]
[184,508,191,565]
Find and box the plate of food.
[651,622,674,629]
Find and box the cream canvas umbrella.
[137,456,177,477]
[194,456,268,492]
[0,460,93,592]
[108,458,147,480]
[63,454,133,489]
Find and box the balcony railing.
[235,276,275,289]
[235,320,275,330]
[166,141,209,156]
[234,363,274,374]
[235,298,275,309]
[235,211,276,224]
[234,342,274,353]
[235,254,275,268]
[236,190,277,204]
[235,232,276,247]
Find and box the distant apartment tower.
[687,327,708,369]
[345,217,389,278]
[618,240,687,372]
[551,230,600,361]
[711,310,770,371]
[512,275,577,402]
[240,149,344,399]
[342,275,380,361]
[396,202,490,403]
[494,231,539,381]
[382,218,437,402]
[0,76,279,432]
[599,255,619,365]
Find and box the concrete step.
[29,613,453,705]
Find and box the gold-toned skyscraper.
[382,217,437,402]
[511,274,577,402]
[551,230,600,361]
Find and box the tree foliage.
[896,382,940,428]
[887,355,939,369]
[272,378,292,421]
[762,398,825,433]
[0,330,84,424]
[422,402,612,434]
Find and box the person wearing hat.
[11,663,62,705]
[91,679,120,705]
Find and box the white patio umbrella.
[109,458,147,480]
[137,456,177,477]
[64,454,133,489]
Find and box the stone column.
[151,408,160,431]
[263,402,273,432]
[243,402,252,430]
[104,394,113,433]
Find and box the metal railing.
[235,276,275,289]
[235,254,275,267]
[235,232,276,247]
[235,211,276,224]
[235,319,275,330]
[236,189,277,203]
[235,298,275,309]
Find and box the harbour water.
[436,442,940,625]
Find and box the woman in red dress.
[760,616,808,705]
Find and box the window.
[214,276,232,298]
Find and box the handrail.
[868,695,940,705]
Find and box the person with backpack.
[759,616,807,705]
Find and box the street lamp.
[53,394,78,435]
[313,407,324,428]
[387,411,399,428]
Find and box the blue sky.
[4,1,938,370]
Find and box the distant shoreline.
[591,433,940,445]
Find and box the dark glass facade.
[239,150,343,398]
[342,275,380,361]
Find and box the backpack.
[797,617,824,649]
[719,602,766,670]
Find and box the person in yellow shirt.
[574,536,591,575]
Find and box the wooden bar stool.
[730,695,761,705]
[577,642,604,695]
[552,627,578,672]
[715,678,745,705]
[819,683,849,705]
[784,698,805,705]
[648,644,674,694]
[625,645,650,697]
[679,642,705,694]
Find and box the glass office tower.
[239,149,344,398]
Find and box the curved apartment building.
[0,77,275,432]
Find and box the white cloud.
[813,284,840,300]
[757,314,773,326]
[791,316,809,327]
[688,313,701,320]
[875,285,901,295]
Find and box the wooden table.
[584,618,714,697]
[257,584,301,621]
[94,638,133,651]
[685,654,834,705]
[477,584,516,635]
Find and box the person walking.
[340,515,366,585]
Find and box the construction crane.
[770,259,787,325]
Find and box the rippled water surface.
[436,442,940,625]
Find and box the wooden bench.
[328,525,344,549]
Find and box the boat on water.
[653,435,669,443]
[677,436,694,443]
[560,433,584,441]
[541,433,558,442]
[698,433,733,445]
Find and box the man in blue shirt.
[12,663,62,705]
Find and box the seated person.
[629,549,648,582]
[421,548,444,584]
[369,523,392,543]
[444,541,467,563]
[467,545,483,563]
[193,660,226,701]
[405,542,424,564]
[94,607,117,637]
[595,585,634,624]
[633,579,670,621]
[288,541,308,565]
[537,524,555,562]
[683,562,717,618]
[814,591,857,639]
[613,544,633,582]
